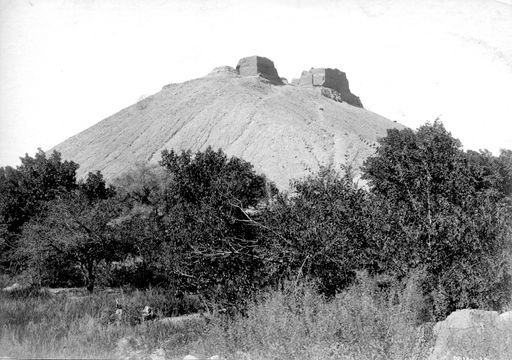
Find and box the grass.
[200,273,435,360]
[0,286,206,358]
[1,273,510,359]
[0,273,432,359]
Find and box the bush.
[203,274,434,360]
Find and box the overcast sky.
[1,0,511,167]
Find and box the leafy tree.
[160,146,274,207]
[497,149,512,196]
[79,171,116,202]
[0,150,79,271]
[362,121,512,318]
[259,166,375,296]
[107,164,175,288]
[113,164,171,207]
[16,149,79,203]
[146,147,275,307]
[101,148,275,306]
[16,168,124,291]
[20,192,125,292]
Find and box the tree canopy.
[3,125,511,320]
[363,121,512,317]
[0,150,79,271]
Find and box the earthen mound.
[51,56,402,190]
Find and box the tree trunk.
[86,261,95,293]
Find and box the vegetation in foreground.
[1,121,512,358]
[0,274,436,359]
[3,274,510,359]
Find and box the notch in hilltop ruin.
[211,56,363,108]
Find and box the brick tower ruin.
[297,68,363,108]
[236,56,284,85]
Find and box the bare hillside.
[53,59,404,189]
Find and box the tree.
[18,170,123,291]
[159,146,274,207]
[79,171,116,202]
[147,147,275,307]
[106,164,175,287]
[0,150,79,271]
[362,121,512,318]
[20,192,125,292]
[258,166,376,296]
[497,149,512,196]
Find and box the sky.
[1,0,511,167]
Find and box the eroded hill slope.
[53,62,403,189]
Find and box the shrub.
[203,274,434,360]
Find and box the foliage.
[0,150,79,231]
[0,150,79,271]
[498,149,512,195]
[0,287,205,359]
[20,189,126,292]
[80,170,116,202]
[156,147,275,306]
[363,121,512,318]
[203,275,435,360]
[259,166,375,296]
[160,146,274,207]
[3,121,512,329]
[0,277,437,360]
[111,147,275,308]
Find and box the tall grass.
[200,273,434,360]
[0,273,437,359]
[0,287,205,358]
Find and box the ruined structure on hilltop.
[236,56,284,85]
[297,68,363,108]
[234,56,363,108]
[299,68,350,93]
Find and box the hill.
[52,56,403,189]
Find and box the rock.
[208,66,238,76]
[183,355,199,360]
[298,67,363,108]
[150,348,166,360]
[208,356,220,360]
[236,56,283,85]
[115,308,123,323]
[429,309,512,360]
[159,313,208,328]
[142,305,157,321]
[499,310,512,323]
[2,283,26,292]
[280,77,289,85]
[46,287,89,297]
